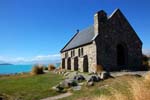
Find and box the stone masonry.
[60,9,143,72]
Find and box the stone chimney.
[76,29,79,33]
[94,10,107,35]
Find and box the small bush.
[142,55,150,70]
[31,64,44,75]
[48,64,56,71]
[44,67,48,70]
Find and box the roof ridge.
[108,8,120,19]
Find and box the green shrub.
[31,64,44,75]
[70,80,78,87]
[142,55,150,70]
[48,64,56,71]
[44,67,48,70]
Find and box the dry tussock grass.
[144,72,150,82]
[92,75,150,100]
[31,64,44,75]
[130,80,150,100]
[93,64,103,74]
[48,64,56,71]
[93,91,127,100]
[93,95,111,100]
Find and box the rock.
[61,72,65,75]
[0,97,3,100]
[74,75,85,82]
[75,72,78,75]
[86,81,94,86]
[59,79,78,88]
[100,71,110,80]
[55,84,64,92]
[78,82,84,86]
[55,71,58,74]
[70,80,78,87]
[64,72,70,76]
[72,86,81,91]
[52,86,57,90]
[88,75,101,82]
[61,71,66,75]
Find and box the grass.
[1,72,150,100]
[91,77,150,100]
[60,75,150,100]
[0,72,63,100]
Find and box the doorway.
[62,59,65,69]
[67,58,71,70]
[117,43,127,69]
[83,55,88,72]
[74,57,78,71]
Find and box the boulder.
[64,72,70,76]
[55,84,64,92]
[74,75,85,82]
[100,71,110,80]
[72,86,81,91]
[60,71,64,75]
[88,75,101,82]
[86,81,94,87]
[59,79,78,88]
[78,82,84,86]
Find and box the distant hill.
[143,49,150,57]
[0,63,13,65]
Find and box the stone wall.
[94,9,142,71]
[61,42,97,72]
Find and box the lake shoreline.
[0,72,29,77]
[0,65,33,75]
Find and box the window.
[78,48,84,57]
[71,50,75,57]
[81,48,84,56]
[78,49,80,57]
[71,51,73,57]
[65,52,68,58]
[73,50,75,56]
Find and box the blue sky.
[0,0,150,64]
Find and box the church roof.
[61,26,95,52]
[60,8,142,53]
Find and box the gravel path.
[41,92,72,100]
[110,71,148,77]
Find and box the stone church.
[60,9,142,72]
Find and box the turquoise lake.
[0,64,60,74]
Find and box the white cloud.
[142,49,150,56]
[0,54,61,64]
[31,54,60,61]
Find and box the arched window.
[117,43,128,69]
[81,48,84,56]
[65,52,68,58]
[78,49,80,57]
